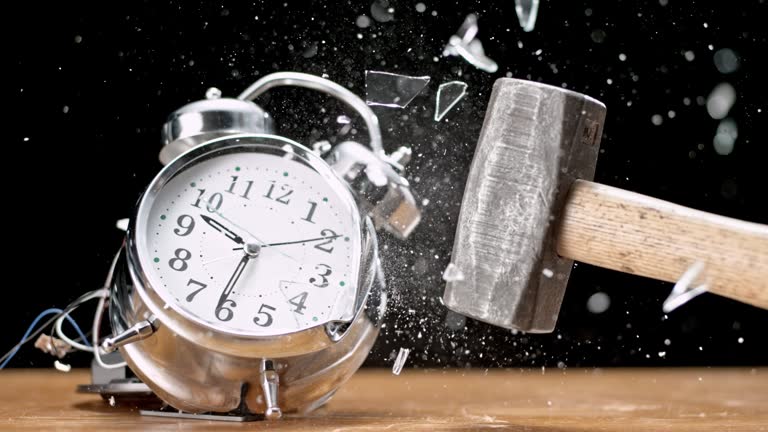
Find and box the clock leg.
[260,359,282,420]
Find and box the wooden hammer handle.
[557,180,768,309]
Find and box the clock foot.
[260,359,283,420]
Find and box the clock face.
[135,140,362,336]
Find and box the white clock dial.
[138,146,361,336]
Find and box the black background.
[6,0,767,369]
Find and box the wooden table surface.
[0,368,765,431]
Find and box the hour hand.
[200,214,244,245]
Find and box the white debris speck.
[684,51,695,61]
[658,351,666,358]
[542,268,554,278]
[63,105,70,113]
[668,110,676,118]
[74,35,83,43]
[421,198,430,206]
[442,263,465,282]
[415,2,426,12]
[336,115,351,124]
[606,78,613,85]
[651,114,663,125]
[109,396,116,407]
[664,339,671,346]
[54,360,71,372]
[738,337,744,344]
[547,400,552,407]
[392,348,410,375]
[587,292,611,314]
[205,87,222,100]
[706,83,736,119]
[619,53,627,61]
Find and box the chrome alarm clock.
[101,72,420,418]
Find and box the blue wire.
[0,307,92,370]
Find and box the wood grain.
[558,180,768,309]
[0,368,766,431]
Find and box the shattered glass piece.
[713,48,740,74]
[706,82,736,119]
[434,81,468,121]
[663,261,709,313]
[365,71,430,108]
[515,0,540,32]
[392,347,410,375]
[443,14,498,73]
[370,0,394,23]
[442,262,465,282]
[713,118,738,155]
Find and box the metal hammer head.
[443,78,606,333]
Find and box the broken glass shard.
[365,71,430,108]
[392,347,410,375]
[443,14,498,73]
[434,81,468,121]
[515,0,540,32]
[662,261,709,313]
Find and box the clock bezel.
[126,134,374,357]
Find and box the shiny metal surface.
[111,244,385,414]
[111,135,387,415]
[159,97,274,165]
[443,78,606,333]
[101,319,154,353]
[327,141,421,239]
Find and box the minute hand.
[264,235,343,248]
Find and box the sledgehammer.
[442,78,768,333]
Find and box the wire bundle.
[0,252,127,370]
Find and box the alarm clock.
[100,72,421,419]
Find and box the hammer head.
[443,78,606,333]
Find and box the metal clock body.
[103,73,420,418]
